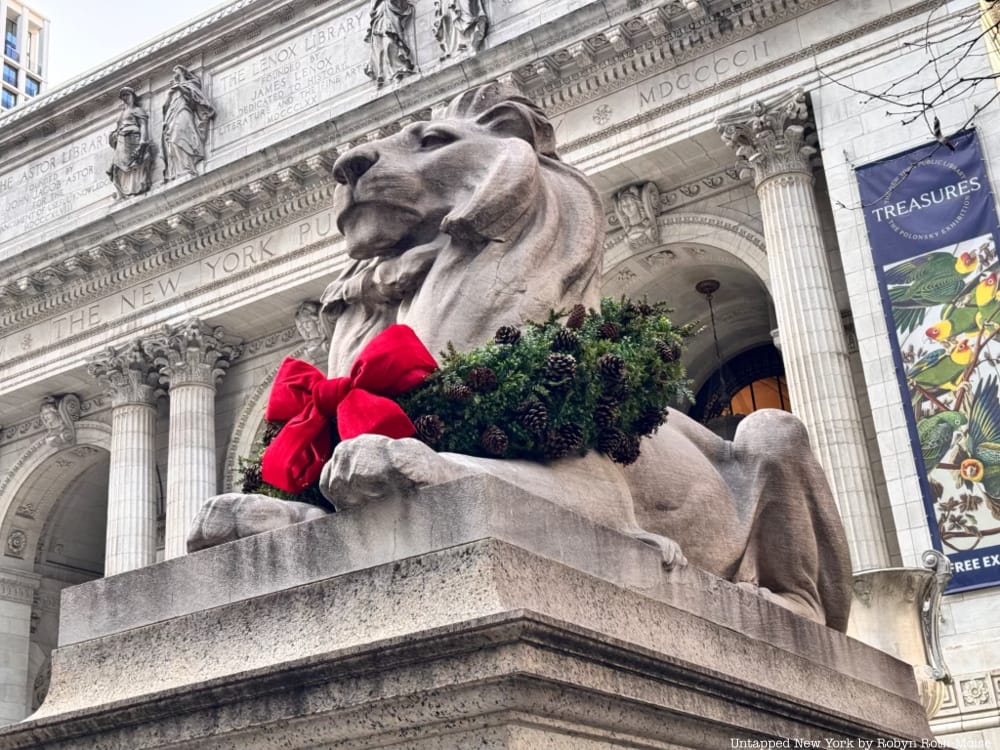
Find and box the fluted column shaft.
[150,319,240,560]
[719,90,890,571]
[164,379,217,558]
[88,343,161,576]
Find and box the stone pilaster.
[718,89,890,571]
[0,568,39,724]
[148,320,241,560]
[88,342,162,576]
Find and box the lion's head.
[323,82,605,371]
[332,84,569,258]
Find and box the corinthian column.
[88,342,162,576]
[149,320,241,560]
[718,89,890,571]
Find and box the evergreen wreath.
[240,297,694,506]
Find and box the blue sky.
[29,0,227,86]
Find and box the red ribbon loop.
[261,325,437,493]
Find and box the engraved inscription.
[0,208,340,355]
[213,9,369,147]
[0,130,112,244]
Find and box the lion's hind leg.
[731,409,853,631]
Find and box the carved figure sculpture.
[364,0,415,86]
[40,394,80,448]
[162,65,216,181]
[294,300,329,362]
[433,0,488,59]
[107,87,152,198]
[191,83,852,632]
[613,182,660,250]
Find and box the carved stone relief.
[612,182,660,251]
[295,301,330,362]
[364,0,416,86]
[107,87,153,198]
[433,0,488,60]
[162,65,216,182]
[40,394,81,448]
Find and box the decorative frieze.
[0,569,38,604]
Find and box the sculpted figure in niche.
[107,87,152,198]
[364,0,415,85]
[191,83,852,632]
[162,65,216,181]
[433,0,488,59]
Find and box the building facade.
[0,0,997,742]
[0,0,48,111]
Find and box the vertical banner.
[858,129,1000,592]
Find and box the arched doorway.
[0,422,111,722]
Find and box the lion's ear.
[476,99,559,159]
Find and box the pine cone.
[241,461,263,494]
[518,399,549,434]
[566,304,587,330]
[596,428,626,456]
[545,352,577,385]
[656,339,682,363]
[545,423,584,459]
[633,407,667,436]
[261,420,283,447]
[481,426,509,456]
[598,353,626,382]
[444,382,473,401]
[494,325,521,345]
[552,328,580,352]
[598,322,620,341]
[594,401,618,429]
[414,414,445,444]
[637,302,654,316]
[610,434,641,465]
[467,366,498,392]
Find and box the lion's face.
[332,118,539,259]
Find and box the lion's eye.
[419,131,455,149]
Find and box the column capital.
[717,88,816,187]
[88,341,162,407]
[148,318,242,388]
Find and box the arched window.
[689,344,789,425]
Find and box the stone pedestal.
[0,477,933,748]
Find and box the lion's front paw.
[320,434,477,510]
[629,529,687,570]
[187,493,328,552]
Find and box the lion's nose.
[333,147,379,186]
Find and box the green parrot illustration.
[886,251,978,334]
[959,375,1000,499]
[917,411,967,470]
[907,338,974,393]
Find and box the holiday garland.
[240,297,694,507]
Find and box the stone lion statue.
[191,82,851,632]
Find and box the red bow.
[261,325,437,493]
